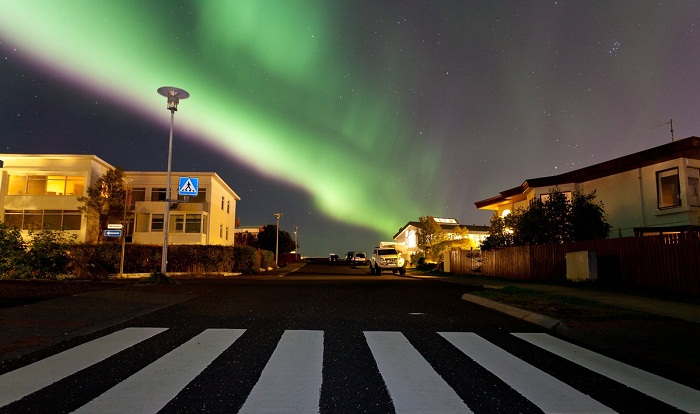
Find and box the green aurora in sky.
[0,1,440,237]
[5,1,700,256]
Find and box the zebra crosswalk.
[1,327,698,413]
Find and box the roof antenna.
[653,119,674,142]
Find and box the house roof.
[475,136,700,209]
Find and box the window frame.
[688,167,700,207]
[656,167,681,209]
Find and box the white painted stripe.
[238,330,324,414]
[365,331,472,414]
[514,332,700,412]
[440,332,614,414]
[0,327,166,408]
[74,328,244,414]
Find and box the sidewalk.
[0,262,308,364]
[408,272,700,323]
[406,271,700,388]
[0,287,196,364]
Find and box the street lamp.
[274,212,282,266]
[119,177,134,277]
[293,226,298,254]
[157,86,190,275]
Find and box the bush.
[0,226,76,279]
[260,250,275,269]
[233,245,259,274]
[0,223,26,278]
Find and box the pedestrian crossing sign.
[178,177,199,196]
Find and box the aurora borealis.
[2,1,700,256]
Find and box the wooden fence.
[449,233,700,295]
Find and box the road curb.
[461,293,571,335]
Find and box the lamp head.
[157,87,190,111]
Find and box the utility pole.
[274,212,282,266]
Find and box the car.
[345,251,356,262]
[369,247,406,275]
[351,252,367,263]
[329,253,339,262]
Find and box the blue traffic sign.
[104,229,122,237]
[178,177,199,196]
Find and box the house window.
[185,214,202,233]
[2,209,81,230]
[539,191,572,203]
[219,224,223,238]
[151,188,167,202]
[688,168,700,207]
[173,215,185,232]
[7,175,28,195]
[179,187,207,203]
[43,210,63,229]
[130,188,146,209]
[227,200,230,214]
[221,196,225,210]
[65,176,84,195]
[226,226,229,240]
[657,168,681,209]
[151,214,164,231]
[63,211,81,229]
[7,175,83,196]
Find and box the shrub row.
[70,244,277,276]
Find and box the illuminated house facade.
[0,154,240,246]
[474,136,700,237]
[393,217,489,256]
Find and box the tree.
[482,188,610,249]
[569,190,611,241]
[257,224,296,257]
[78,168,127,243]
[234,231,259,248]
[416,216,448,261]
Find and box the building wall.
[0,155,240,246]
[489,157,700,237]
[128,172,238,246]
[0,154,112,242]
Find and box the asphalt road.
[1,262,697,413]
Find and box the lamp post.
[119,177,134,277]
[274,212,282,266]
[157,86,189,275]
[293,226,298,254]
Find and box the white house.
[393,217,489,258]
[475,136,700,237]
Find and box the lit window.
[26,176,47,195]
[657,168,681,208]
[65,176,84,195]
[7,175,27,195]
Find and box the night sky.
[1,1,699,257]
